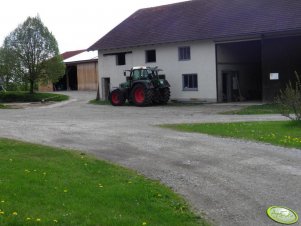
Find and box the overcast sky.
[0,0,187,53]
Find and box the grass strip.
[0,91,69,103]
[162,121,301,149]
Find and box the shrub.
[276,71,301,121]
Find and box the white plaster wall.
[98,40,217,102]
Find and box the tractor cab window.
[142,70,148,77]
[132,69,153,80]
[142,69,153,79]
[132,70,141,80]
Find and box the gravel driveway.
[0,91,300,226]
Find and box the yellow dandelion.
[128,181,132,184]
[26,217,31,221]
[36,218,41,222]
[1,200,5,203]
[64,189,68,193]
[0,211,4,215]
[12,211,18,216]
[142,222,147,225]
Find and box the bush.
[276,71,301,121]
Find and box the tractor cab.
[124,66,153,80]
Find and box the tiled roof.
[61,50,86,60]
[88,0,301,51]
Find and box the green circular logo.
[267,206,299,224]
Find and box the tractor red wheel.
[134,86,145,104]
[131,84,153,106]
[109,90,125,106]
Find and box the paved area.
[0,91,300,226]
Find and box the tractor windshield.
[131,69,153,80]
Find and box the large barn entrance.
[216,40,262,102]
[216,35,301,102]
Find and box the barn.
[88,0,301,102]
[39,50,98,92]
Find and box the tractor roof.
[132,66,148,70]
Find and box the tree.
[2,16,65,93]
[0,47,23,90]
[276,71,301,121]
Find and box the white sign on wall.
[270,73,279,80]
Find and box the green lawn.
[0,138,208,226]
[0,91,69,103]
[221,103,282,115]
[162,121,301,149]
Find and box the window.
[116,53,126,65]
[132,69,141,80]
[182,74,198,91]
[178,46,191,61]
[145,49,156,63]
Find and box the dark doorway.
[54,74,67,91]
[102,77,110,100]
[54,65,78,91]
[68,66,78,90]
[261,36,301,101]
[222,71,241,102]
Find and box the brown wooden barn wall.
[77,62,98,91]
[38,81,53,92]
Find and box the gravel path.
[0,91,300,226]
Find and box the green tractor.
[109,66,170,106]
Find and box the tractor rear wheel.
[159,87,170,104]
[109,89,125,106]
[152,90,161,104]
[131,84,153,106]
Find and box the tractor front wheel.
[109,89,125,106]
[131,84,153,106]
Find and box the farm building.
[39,50,98,92]
[88,0,301,102]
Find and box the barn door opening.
[67,66,78,90]
[222,71,241,102]
[54,65,78,91]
